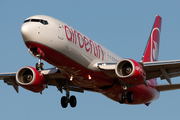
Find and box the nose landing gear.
[35,57,44,70]
[28,48,44,70]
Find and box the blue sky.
[0,0,180,120]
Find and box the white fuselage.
[21,15,122,71]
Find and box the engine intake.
[117,60,133,76]
[16,66,46,93]
[115,59,146,85]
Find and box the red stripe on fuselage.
[26,42,160,105]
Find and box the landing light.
[88,75,91,80]
[70,74,73,81]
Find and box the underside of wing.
[0,68,83,93]
[0,72,18,93]
[44,69,84,93]
[142,60,180,84]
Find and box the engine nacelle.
[115,59,146,85]
[16,66,46,93]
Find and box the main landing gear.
[61,80,77,108]
[61,94,77,108]
[118,85,134,104]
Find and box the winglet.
[141,15,162,62]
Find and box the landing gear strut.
[35,56,44,70]
[61,80,77,108]
[118,85,134,104]
[29,48,44,70]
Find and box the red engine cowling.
[115,59,146,85]
[16,66,46,93]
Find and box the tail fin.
[141,15,162,62]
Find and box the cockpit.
[23,19,49,25]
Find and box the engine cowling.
[115,59,146,85]
[16,66,46,93]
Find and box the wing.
[98,59,180,85]
[142,60,180,84]
[0,68,83,93]
[0,72,18,92]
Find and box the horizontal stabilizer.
[157,84,180,91]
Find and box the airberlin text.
[65,25,104,61]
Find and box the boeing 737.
[1,15,180,108]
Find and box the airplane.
[1,15,180,108]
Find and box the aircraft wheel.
[35,63,44,70]
[40,63,44,70]
[118,92,125,104]
[36,63,39,70]
[70,95,77,108]
[61,96,68,108]
[127,91,134,103]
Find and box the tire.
[70,95,77,107]
[40,63,44,70]
[127,91,134,103]
[61,96,68,108]
[36,63,39,70]
[118,93,125,104]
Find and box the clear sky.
[0,0,180,120]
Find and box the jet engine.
[16,66,46,93]
[115,59,146,85]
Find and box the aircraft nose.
[21,23,40,44]
[21,23,32,43]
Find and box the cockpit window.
[40,20,48,25]
[31,19,40,22]
[23,19,30,23]
[23,19,49,25]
